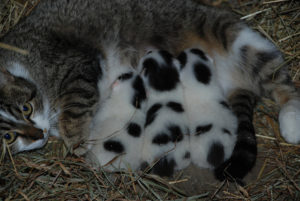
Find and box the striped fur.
[214,89,257,181]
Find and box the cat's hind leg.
[177,13,299,180]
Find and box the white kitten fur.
[180,48,237,169]
[89,67,145,170]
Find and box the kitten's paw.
[279,100,300,144]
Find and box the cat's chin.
[11,132,49,154]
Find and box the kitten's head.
[0,66,50,154]
[139,50,181,92]
[110,71,146,109]
[178,48,214,87]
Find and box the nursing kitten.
[1,0,299,180]
[86,52,146,170]
[179,48,237,169]
[139,50,190,176]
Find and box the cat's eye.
[118,72,133,81]
[22,103,33,118]
[3,131,17,144]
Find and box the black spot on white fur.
[145,103,162,127]
[132,76,146,108]
[142,55,179,91]
[152,133,170,145]
[166,101,184,113]
[222,128,232,135]
[103,140,124,153]
[220,101,230,109]
[194,62,211,84]
[152,156,176,177]
[207,142,224,167]
[190,48,208,61]
[127,123,142,137]
[184,152,191,159]
[118,72,133,81]
[168,125,184,142]
[177,51,187,68]
[159,50,173,65]
[195,124,212,135]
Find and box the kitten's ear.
[0,66,14,85]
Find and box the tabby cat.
[0,0,299,181]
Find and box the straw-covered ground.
[0,0,299,200]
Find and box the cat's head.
[0,65,50,154]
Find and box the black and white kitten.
[179,48,237,169]
[87,52,147,170]
[138,50,191,176]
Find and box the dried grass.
[0,0,299,200]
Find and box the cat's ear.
[0,66,14,85]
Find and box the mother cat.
[0,0,299,181]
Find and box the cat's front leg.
[54,52,102,156]
[59,109,96,155]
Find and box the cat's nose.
[23,126,44,140]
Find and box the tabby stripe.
[63,110,89,119]
[59,88,95,99]
[235,111,253,122]
[212,16,223,40]
[63,75,97,88]
[231,95,254,106]
[0,120,16,127]
[7,107,21,119]
[253,51,279,76]
[197,14,207,37]
[219,21,236,50]
[59,67,76,93]
[63,102,93,109]
[0,126,11,130]
[29,88,37,101]
[231,102,252,115]
[237,121,255,135]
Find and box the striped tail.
[214,89,258,182]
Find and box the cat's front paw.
[279,100,300,144]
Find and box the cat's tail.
[214,89,257,182]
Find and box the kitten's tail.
[214,89,258,182]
